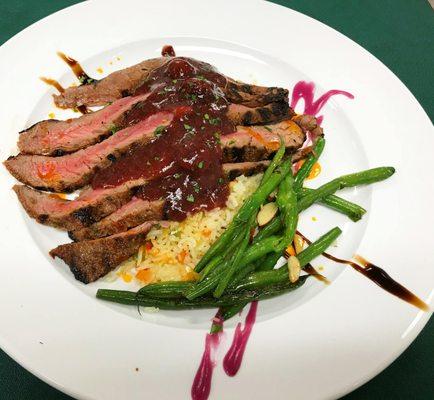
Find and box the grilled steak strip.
[221,120,304,163]
[5,112,173,192]
[54,55,288,109]
[13,161,272,232]
[69,197,166,241]
[50,221,159,284]
[18,93,150,155]
[69,161,271,241]
[54,58,166,109]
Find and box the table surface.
[0,0,433,399]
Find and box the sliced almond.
[257,202,278,226]
[293,234,305,254]
[287,255,301,283]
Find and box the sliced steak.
[54,55,289,109]
[50,221,159,283]
[14,161,272,232]
[14,181,140,231]
[18,93,149,155]
[69,197,165,241]
[54,57,167,109]
[225,80,288,108]
[227,101,292,125]
[221,120,305,163]
[5,112,173,192]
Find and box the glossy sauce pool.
[92,53,234,220]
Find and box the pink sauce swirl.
[291,81,354,123]
[223,301,258,376]
[191,316,223,400]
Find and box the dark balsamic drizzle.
[297,231,429,311]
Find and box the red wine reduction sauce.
[297,231,429,311]
[161,45,176,57]
[91,56,232,220]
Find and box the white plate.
[0,1,432,399]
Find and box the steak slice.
[50,221,159,283]
[69,197,165,241]
[221,120,305,163]
[69,161,271,241]
[54,55,288,109]
[5,112,173,192]
[18,93,149,155]
[227,101,292,125]
[54,57,167,109]
[14,161,272,232]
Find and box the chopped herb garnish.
[186,194,195,202]
[196,75,206,80]
[154,156,160,161]
[172,79,178,83]
[201,126,205,130]
[198,161,204,169]
[218,178,224,184]
[204,113,210,120]
[154,126,166,137]
[108,124,120,135]
[209,117,221,125]
[184,124,193,130]
[78,76,96,85]
[264,125,272,132]
[173,173,181,179]
[190,94,198,101]
[228,139,236,145]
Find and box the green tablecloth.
[0,1,432,399]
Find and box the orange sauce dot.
[96,67,103,74]
[136,269,154,283]
[307,162,321,180]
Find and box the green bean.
[186,235,281,300]
[299,188,366,222]
[297,167,395,212]
[261,137,285,184]
[194,158,291,273]
[185,265,228,299]
[256,252,282,272]
[293,137,325,192]
[214,215,256,298]
[233,227,342,291]
[276,172,298,253]
[96,276,308,309]
[252,217,282,244]
[198,255,224,282]
[137,281,194,299]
